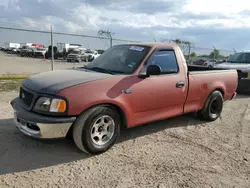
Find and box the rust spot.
[201,83,207,90]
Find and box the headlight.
[34,97,67,113]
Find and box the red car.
[11,43,238,154]
[193,59,207,66]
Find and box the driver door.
[131,48,188,125]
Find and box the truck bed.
[188,65,228,72]
[184,65,238,114]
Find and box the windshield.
[227,52,250,63]
[227,53,241,62]
[85,49,94,53]
[85,44,151,74]
[71,50,81,54]
[37,48,46,51]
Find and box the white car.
[83,49,100,62]
[214,52,250,79]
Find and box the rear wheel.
[198,90,224,121]
[73,106,121,155]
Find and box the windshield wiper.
[84,67,114,75]
[107,70,126,74]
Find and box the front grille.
[19,87,34,108]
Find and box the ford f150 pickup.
[11,43,238,155]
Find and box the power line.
[0,26,141,43]
[0,26,235,51]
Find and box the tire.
[237,79,250,94]
[72,106,121,155]
[208,65,213,68]
[198,90,224,121]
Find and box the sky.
[0,0,250,55]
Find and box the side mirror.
[146,64,161,76]
[138,64,161,78]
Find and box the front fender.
[56,76,136,126]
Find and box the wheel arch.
[66,103,128,138]
[214,88,224,98]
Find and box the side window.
[243,53,250,63]
[141,50,179,74]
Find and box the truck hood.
[215,62,250,70]
[22,68,113,95]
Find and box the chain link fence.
[178,45,235,67]
[0,26,237,74]
[0,26,140,75]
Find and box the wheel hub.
[90,115,115,146]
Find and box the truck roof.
[126,42,177,49]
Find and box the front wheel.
[72,106,121,155]
[198,90,224,121]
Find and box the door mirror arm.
[138,64,161,78]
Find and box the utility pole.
[50,25,54,71]
[212,45,216,66]
[98,29,113,48]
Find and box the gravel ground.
[0,91,250,188]
[0,52,84,74]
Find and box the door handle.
[176,82,185,88]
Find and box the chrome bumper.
[14,112,73,138]
[11,97,76,139]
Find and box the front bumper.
[10,97,76,139]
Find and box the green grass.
[0,79,24,91]
[0,74,30,80]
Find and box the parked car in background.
[6,47,19,54]
[34,48,47,58]
[214,51,250,93]
[83,49,100,62]
[20,46,36,57]
[193,59,207,66]
[66,49,86,62]
[11,43,238,155]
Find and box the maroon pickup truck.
[11,43,238,155]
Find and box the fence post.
[213,45,216,62]
[110,37,112,48]
[187,44,191,61]
[50,25,54,71]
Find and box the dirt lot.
[0,52,83,74]
[0,91,250,188]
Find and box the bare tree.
[171,39,192,60]
[160,38,168,43]
[98,29,114,48]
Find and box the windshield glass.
[227,52,250,63]
[85,49,94,53]
[37,48,46,51]
[85,44,151,74]
[227,53,242,62]
[71,50,81,54]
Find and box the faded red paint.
[56,43,238,128]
